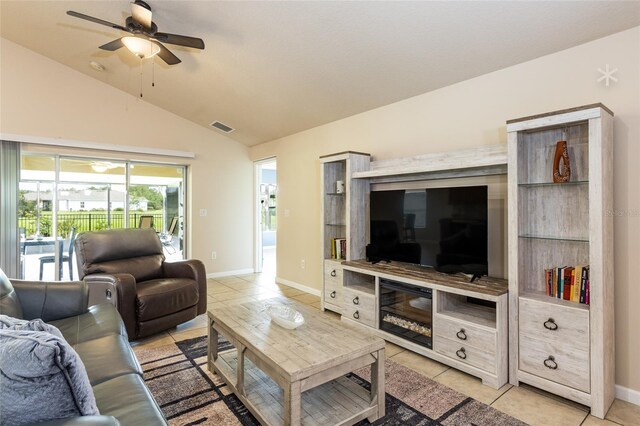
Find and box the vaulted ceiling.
[2,1,639,146]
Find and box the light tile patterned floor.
[132,272,640,425]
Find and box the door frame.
[254,157,276,273]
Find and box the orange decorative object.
[552,140,571,183]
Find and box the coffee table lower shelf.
[210,349,377,426]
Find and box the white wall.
[250,27,640,393]
[1,38,254,275]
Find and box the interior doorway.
[255,158,276,276]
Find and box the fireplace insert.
[379,278,433,349]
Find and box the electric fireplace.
[379,278,433,348]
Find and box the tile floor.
[131,273,640,426]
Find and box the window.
[18,153,187,280]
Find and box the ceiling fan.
[67,1,205,65]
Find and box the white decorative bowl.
[265,303,305,329]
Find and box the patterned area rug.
[133,336,526,425]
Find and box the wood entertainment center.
[319,104,614,417]
[320,148,510,389]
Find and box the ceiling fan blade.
[153,32,205,49]
[99,38,124,51]
[131,1,152,30]
[156,42,181,65]
[66,11,129,32]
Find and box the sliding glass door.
[17,153,187,280]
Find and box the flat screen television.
[368,186,488,275]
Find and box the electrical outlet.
[300,259,305,269]
[199,209,207,217]
[284,209,291,217]
[211,251,217,260]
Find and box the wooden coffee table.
[207,300,385,426]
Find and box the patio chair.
[138,215,154,229]
[160,216,179,255]
[39,227,76,280]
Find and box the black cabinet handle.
[456,348,467,360]
[330,270,337,277]
[353,311,360,319]
[330,291,336,299]
[544,356,558,370]
[456,329,467,340]
[543,318,558,331]
[353,296,360,305]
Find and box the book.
[557,267,564,299]
[563,267,574,300]
[552,268,558,298]
[545,269,552,296]
[572,266,582,302]
[585,267,590,305]
[579,266,589,304]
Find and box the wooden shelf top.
[506,103,613,124]
[342,260,508,297]
[319,151,370,159]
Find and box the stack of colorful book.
[544,265,590,305]
[331,238,347,260]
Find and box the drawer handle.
[353,296,360,305]
[330,270,337,277]
[353,311,360,319]
[456,348,467,360]
[544,356,558,370]
[456,329,467,340]
[543,318,558,331]
[330,291,336,299]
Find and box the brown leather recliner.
[74,228,206,340]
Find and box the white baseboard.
[616,384,640,406]
[275,277,321,297]
[207,268,254,279]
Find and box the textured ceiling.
[1,1,639,146]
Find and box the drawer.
[343,288,375,310]
[343,288,376,328]
[519,337,590,392]
[343,304,376,328]
[434,315,496,355]
[324,286,342,305]
[519,297,589,352]
[324,262,343,289]
[434,335,496,374]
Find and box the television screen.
[368,186,488,275]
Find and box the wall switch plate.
[199,209,207,217]
[211,251,217,260]
[284,209,290,217]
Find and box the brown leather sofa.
[74,228,206,340]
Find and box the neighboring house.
[23,190,148,211]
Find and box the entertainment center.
[319,147,510,389]
[318,103,614,418]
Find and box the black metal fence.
[18,212,164,236]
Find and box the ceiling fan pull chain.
[152,59,155,87]
[139,57,144,98]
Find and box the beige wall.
[251,27,640,392]
[1,38,254,275]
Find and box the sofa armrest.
[163,260,207,314]
[29,416,120,426]
[83,274,138,339]
[11,280,89,321]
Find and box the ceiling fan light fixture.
[122,36,160,59]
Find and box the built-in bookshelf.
[320,152,370,314]
[507,104,614,419]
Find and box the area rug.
[133,336,526,425]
